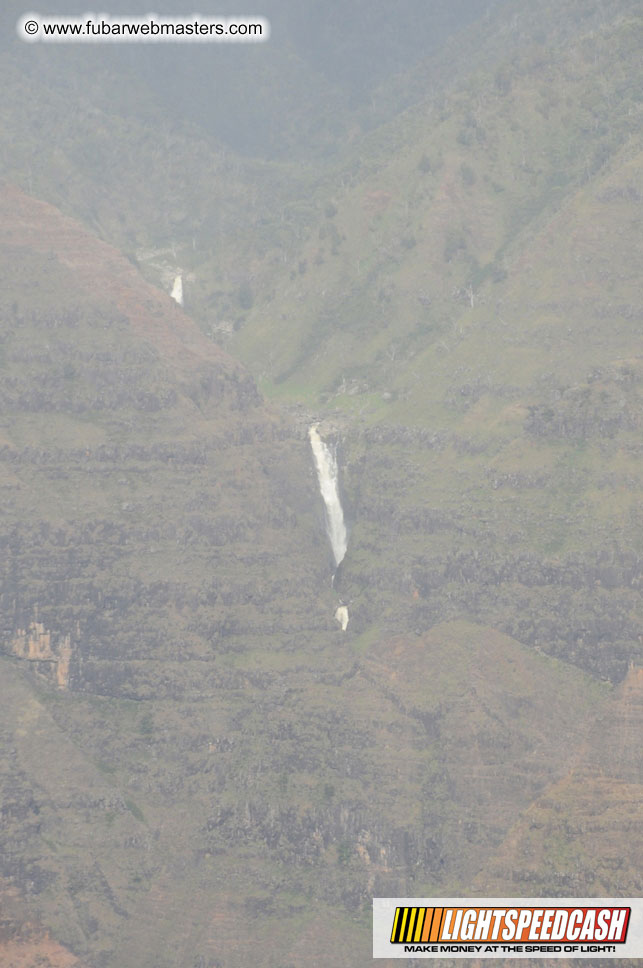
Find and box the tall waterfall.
[309,425,348,570]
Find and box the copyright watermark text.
[17,11,270,43]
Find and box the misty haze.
[0,1,641,966]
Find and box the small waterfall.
[335,605,349,631]
[170,274,184,306]
[309,424,348,571]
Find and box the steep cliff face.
[0,187,345,965]
[0,185,332,701]
[0,188,623,968]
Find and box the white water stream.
[170,274,184,306]
[309,424,348,571]
[334,605,349,631]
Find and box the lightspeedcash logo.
[373,898,643,958]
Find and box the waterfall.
[335,605,349,631]
[170,274,183,306]
[309,424,348,571]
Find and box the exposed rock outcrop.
[8,621,71,689]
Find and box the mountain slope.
[0,1,642,964]
[0,184,331,699]
[478,664,643,896]
[0,187,627,968]
[228,0,642,404]
[218,0,643,683]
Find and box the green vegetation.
[0,1,642,965]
